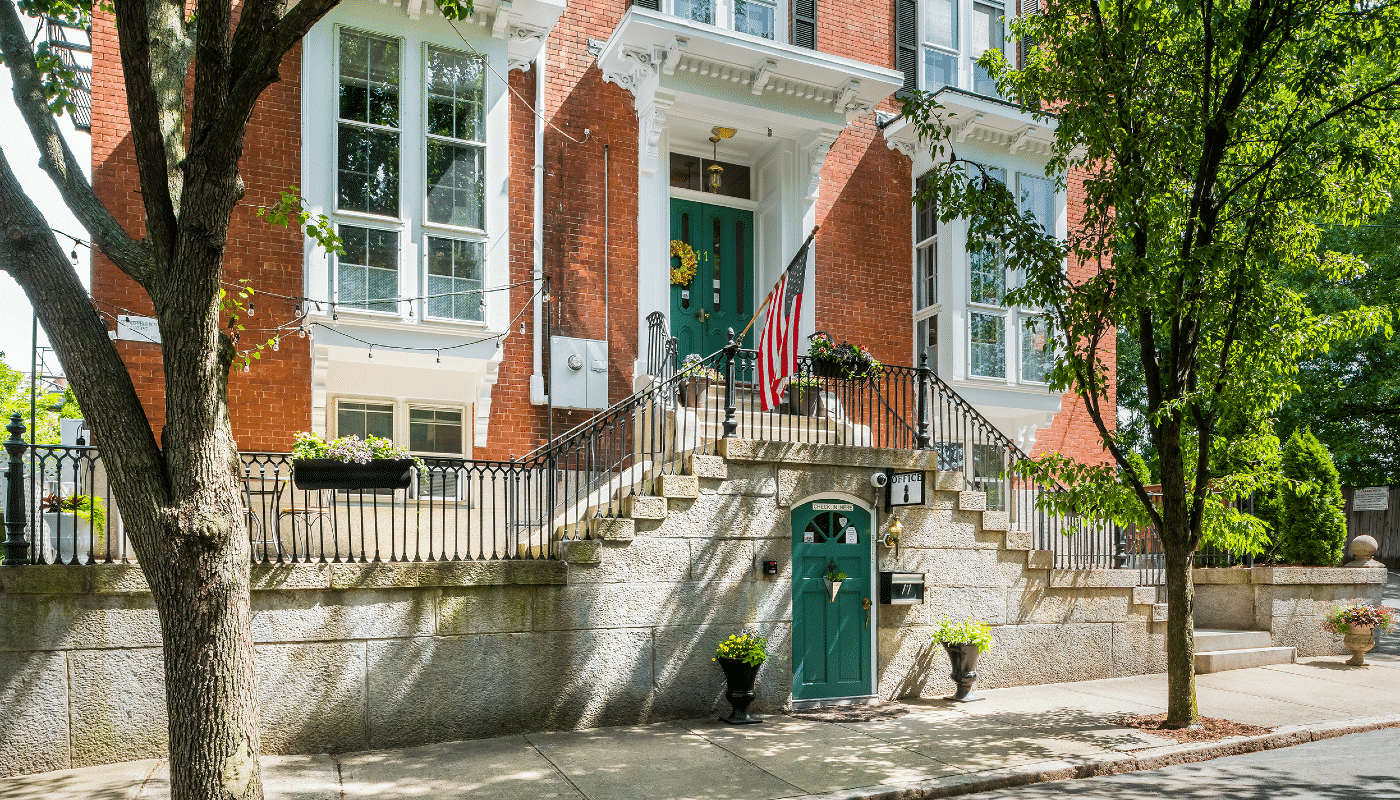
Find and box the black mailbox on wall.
[878,571,925,605]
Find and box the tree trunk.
[1161,537,1198,728]
[147,526,263,800]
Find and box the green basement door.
[790,499,873,701]
[669,198,754,361]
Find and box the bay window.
[914,173,940,370]
[329,28,489,326]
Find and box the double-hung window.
[962,168,1058,383]
[914,173,940,371]
[336,30,402,315]
[424,46,486,323]
[662,0,780,41]
[911,0,1008,97]
[1016,173,1055,383]
[410,406,466,498]
[331,29,489,325]
[967,167,1007,379]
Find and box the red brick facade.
[90,13,311,452]
[89,0,1113,464]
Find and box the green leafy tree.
[1277,429,1348,565]
[1276,200,1400,487]
[0,353,81,444]
[0,0,469,797]
[907,0,1399,728]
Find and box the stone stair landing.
[1194,628,1295,673]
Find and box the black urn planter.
[943,643,984,702]
[292,458,415,491]
[716,657,763,725]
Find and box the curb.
[797,715,1400,800]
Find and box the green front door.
[791,499,873,701]
[670,198,754,361]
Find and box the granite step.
[1194,645,1295,673]
[1194,629,1273,652]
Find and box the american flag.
[757,233,813,411]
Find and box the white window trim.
[303,5,509,335]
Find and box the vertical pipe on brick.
[530,43,549,405]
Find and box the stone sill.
[1194,566,1387,586]
[0,560,568,595]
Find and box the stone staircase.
[1193,629,1295,673]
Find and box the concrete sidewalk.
[6,652,1399,800]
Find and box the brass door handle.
[863,597,871,628]
[696,310,710,322]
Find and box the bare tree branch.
[0,0,152,283]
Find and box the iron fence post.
[915,352,931,450]
[1113,521,1127,569]
[4,414,32,565]
[722,329,738,439]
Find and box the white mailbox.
[550,337,609,410]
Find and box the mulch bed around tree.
[1114,713,1271,743]
[787,704,911,723]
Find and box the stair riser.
[1195,647,1295,674]
[1194,630,1274,652]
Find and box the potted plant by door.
[930,617,995,702]
[823,564,847,602]
[786,375,823,416]
[292,432,420,491]
[713,631,770,725]
[1324,604,1397,666]
[678,354,722,408]
[40,492,105,563]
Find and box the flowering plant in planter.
[292,432,423,491]
[679,353,723,381]
[930,617,995,652]
[807,332,883,380]
[293,432,421,469]
[713,631,770,667]
[1323,604,1398,635]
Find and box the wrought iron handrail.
[0,327,1143,574]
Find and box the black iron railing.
[0,328,1149,571]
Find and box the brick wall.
[477,0,640,460]
[90,13,311,452]
[1029,165,1116,465]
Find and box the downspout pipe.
[529,45,548,405]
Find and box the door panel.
[669,198,754,364]
[790,499,873,701]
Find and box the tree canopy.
[905,0,1400,728]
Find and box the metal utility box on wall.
[878,571,925,605]
[550,337,609,410]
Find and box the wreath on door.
[670,239,698,287]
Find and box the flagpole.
[737,225,819,343]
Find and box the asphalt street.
[962,727,1400,800]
